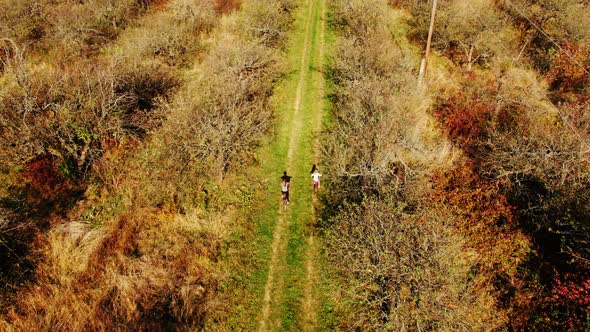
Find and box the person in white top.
[310,164,322,193]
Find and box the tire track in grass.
[302,0,326,329]
[258,0,317,330]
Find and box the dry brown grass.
[5,209,225,331]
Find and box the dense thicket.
[0,1,215,314]
[320,0,509,329]
[323,0,448,207]
[0,0,162,56]
[391,0,590,328]
[325,200,504,330]
[0,0,296,329]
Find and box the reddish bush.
[150,0,170,11]
[214,0,241,14]
[546,43,590,102]
[428,163,529,283]
[434,73,525,157]
[434,92,491,152]
[433,75,503,154]
[22,154,73,201]
[534,272,590,330]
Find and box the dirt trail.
[258,0,321,330]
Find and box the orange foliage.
[547,43,590,102]
[151,0,170,11]
[214,0,241,14]
[428,163,529,281]
[22,154,73,201]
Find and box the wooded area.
[0,0,588,330]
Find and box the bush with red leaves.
[434,73,525,158]
[22,154,73,201]
[434,92,492,153]
[532,272,590,330]
[214,0,240,14]
[428,163,529,281]
[433,74,505,155]
[546,43,590,102]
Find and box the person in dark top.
[281,171,292,204]
[281,170,292,183]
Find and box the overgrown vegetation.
[0,0,163,57]
[0,1,214,313]
[321,0,590,329]
[1,0,588,329]
[323,0,449,207]
[390,0,590,329]
[0,0,296,329]
[319,0,509,329]
[325,200,503,330]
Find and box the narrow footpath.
[257,0,328,330]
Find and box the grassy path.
[256,0,329,330]
[302,0,327,329]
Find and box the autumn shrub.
[546,42,590,102]
[131,39,280,209]
[215,0,241,14]
[239,0,296,48]
[325,199,504,330]
[435,67,590,246]
[330,0,392,40]
[433,72,528,155]
[0,0,160,56]
[0,61,127,175]
[428,163,530,304]
[322,0,451,207]
[434,86,494,153]
[113,0,217,67]
[113,60,180,134]
[0,50,53,166]
[0,52,182,176]
[21,154,75,201]
[535,272,590,330]
[0,0,49,48]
